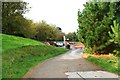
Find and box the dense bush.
[77,2,120,55]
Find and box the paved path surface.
[66,71,118,78]
[24,45,119,79]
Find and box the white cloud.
[23,0,87,34]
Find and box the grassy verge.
[0,55,1,79]
[2,34,43,53]
[86,54,119,74]
[2,34,68,78]
[75,42,82,44]
[2,45,68,78]
[0,34,2,79]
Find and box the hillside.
[2,34,68,78]
[2,34,44,53]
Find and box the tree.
[34,21,64,41]
[2,2,30,36]
[66,32,78,41]
[77,1,120,54]
[22,20,36,38]
[55,31,65,41]
[108,20,120,55]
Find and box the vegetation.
[108,20,120,55]
[1,2,67,78]
[87,55,119,74]
[77,1,120,55]
[78,2,120,74]
[2,1,120,78]
[66,32,79,41]
[75,42,82,44]
[2,1,30,35]
[2,34,43,52]
[33,20,65,41]
[2,34,68,78]
[2,2,65,41]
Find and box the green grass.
[75,42,82,44]
[1,34,43,53]
[87,56,119,74]
[2,34,68,78]
[0,55,1,79]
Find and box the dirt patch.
[82,53,90,58]
[92,54,115,59]
[82,53,116,59]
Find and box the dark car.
[48,41,57,46]
[68,42,75,44]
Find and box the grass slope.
[87,55,119,74]
[2,34,68,78]
[2,34,43,53]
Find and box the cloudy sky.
[23,0,87,34]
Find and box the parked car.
[56,42,64,47]
[44,42,50,45]
[48,41,57,46]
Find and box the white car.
[56,42,64,47]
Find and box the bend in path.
[24,48,101,78]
